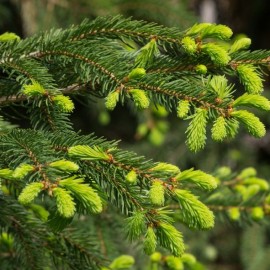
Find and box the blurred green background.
[1,0,270,269]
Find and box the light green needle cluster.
[53,187,76,218]
[135,39,159,67]
[233,93,270,110]
[195,64,207,75]
[128,67,146,80]
[177,100,190,119]
[49,159,79,172]
[52,95,75,112]
[125,211,145,241]
[151,162,180,175]
[236,64,263,94]
[156,222,185,257]
[68,145,110,161]
[0,32,20,42]
[59,177,103,214]
[0,168,14,179]
[176,168,217,191]
[129,89,150,109]
[175,189,215,229]
[211,116,227,141]
[109,255,135,269]
[181,36,197,55]
[22,81,46,97]
[187,23,233,40]
[149,181,165,206]
[18,182,43,205]
[105,91,119,110]
[231,110,265,138]
[202,43,231,65]
[230,37,251,53]
[186,108,208,152]
[125,170,137,184]
[12,163,35,179]
[144,226,157,255]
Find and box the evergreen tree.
[0,15,270,269]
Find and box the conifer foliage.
[0,15,270,269]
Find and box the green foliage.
[0,13,270,270]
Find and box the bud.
[128,67,146,80]
[13,163,34,179]
[148,128,165,146]
[228,207,241,221]
[265,194,270,204]
[22,81,46,97]
[238,167,257,179]
[18,182,43,205]
[181,253,197,265]
[150,252,162,262]
[125,170,137,184]
[165,255,184,270]
[136,123,148,137]
[242,178,269,191]
[52,95,74,112]
[177,100,190,119]
[230,37,251,53]
[49,159,79,172]
[202,43,231,66]
[109,255,135,269]
[195,64,207,75]
[149,180,165,206]
[243,184,260,201]
[181,36,197,55]
[234,185,247,198]
[0,232,14,249]
[214,166,231,178]
[129,89,150,109]
[0,32,20,42]
[105,91,119,110]
[250,207,264,221]
[152,104,168,117]
[98,111,110,125]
